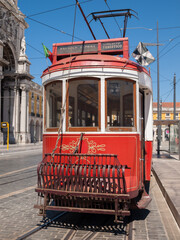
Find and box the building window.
[37,101,39,114]
[31,102,34,113]
[67,78,100,131]
[45,81,62,128]
[165,113,170,119]
[32,92,34,99]
[106,79,135,130]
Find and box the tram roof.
[42,37,151,80]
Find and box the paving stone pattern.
[0,190,41,240]
[0,187,171,240]
[0,150,179,240]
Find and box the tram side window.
[68,78,99,129]
[106,79,134,129]
[45,82,62,128]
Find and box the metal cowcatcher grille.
[35,153,130,223]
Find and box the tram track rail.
[0,174,37,186]
[0,165,37,178]
[63,229,101,240]
[16,212,66,240]
[125,221,133,240]
[15,211,133,240]
[63,219,133,240]
[0,169,36,180]
[0,166,37,185]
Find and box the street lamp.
[143,21,163,157]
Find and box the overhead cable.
[104,0,122,37]
[26,16,84,41]
[27,0,93,17]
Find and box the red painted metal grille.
[35,153,130,221]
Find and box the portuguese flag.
[42,43,53,62]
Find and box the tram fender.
[136,188,152,209]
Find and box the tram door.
[139,91,145,184]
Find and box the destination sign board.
[101,41,123,51]
[56,40,124,56]
[57,43,98,55]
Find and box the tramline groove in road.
[0,149,42,157]
[0,165,37,178]
[0,173,37,186]
[15,211,131,240]
[0,169,36,181]
[62,222,132,240]
[16,212,66,240]
[0,185,36,200]
[0,151,179,239]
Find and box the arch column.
[0,41,3,144]
[9,87,16,143]
[20,84,30,143]
[15,87,20,142]
[3,87,10,123]
[0,77,3,144]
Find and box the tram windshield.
[106,79,134,128]
[44,78,135,131]
[68,78,99,129]
[45,81,62,128]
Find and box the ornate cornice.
[17,72,34,80]
[0,0,28,28]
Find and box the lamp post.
[143,21,163,157]
[173,73,176,120]
[157,21,161,157]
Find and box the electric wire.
[26,0,93,17]
[159,41,180,59]
[26,43,44,56]
[51,2,78,158]
[3,3,180,100]
[104,0,122,37]
[150,69,172,82]
[153,34,180,59]
[26,16,84,41]
[161,78,180,103]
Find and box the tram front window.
[106,79,134,129]
[68,78,99,130]
[45,81,62,128]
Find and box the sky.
[18,0,180,103]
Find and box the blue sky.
[18,0,180,103]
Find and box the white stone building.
[0,0,42,144]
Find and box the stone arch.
[3,43,16,73]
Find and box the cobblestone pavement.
[0,151,179,240]
[133,174,180,240]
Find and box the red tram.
[35,37,153,222]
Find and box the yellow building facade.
[28,82,43,143]
[153,102,180,142]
